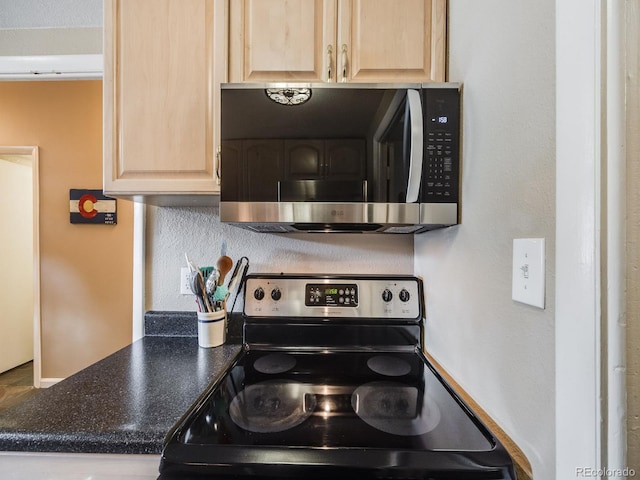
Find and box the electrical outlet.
[180,267,193,295]
[512,238,545,308]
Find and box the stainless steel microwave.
[219,83,461,234]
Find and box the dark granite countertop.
[0,312,243,455]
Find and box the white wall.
[627,0,640,470]
[146,205,414,312]
[415,1,556,479]
[0,0,102,56]
[0,157,34,373]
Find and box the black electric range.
[159,274,516,479]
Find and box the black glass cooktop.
[161,275,516,479]
[177,348,492,451]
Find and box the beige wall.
[0,81,133,379]
[627,0,640,470]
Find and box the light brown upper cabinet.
[229,0,447,83]
[103,0,226,200]
[103,0,447,201]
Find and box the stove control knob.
[253,287,265,301]
[399,288,411,302]
[271,288,282,301]
[382,288,393,303]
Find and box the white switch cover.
[512,238,545,308]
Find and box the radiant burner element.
[229,380,316,433]
[367,355,412,377]
[352,381,441,436]
[254,353,297,374]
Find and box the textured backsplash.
[145,205,414,312]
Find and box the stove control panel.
[244,275,421,319]
[306,284,358,307]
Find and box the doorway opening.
[0,146,40,389]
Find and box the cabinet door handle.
[340,44,348,82]
[215,146,221,184]
[327,45,333,82]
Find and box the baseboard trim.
[39,378,64,388]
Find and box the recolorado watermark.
[576,467,636,477]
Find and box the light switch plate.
[180,267,193,295]
[512,238,545,309]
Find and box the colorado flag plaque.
[70,189,117,224]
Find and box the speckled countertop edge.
[0,312,244,455]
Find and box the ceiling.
[0,0,101,29]
[0,0,102,57]
[0,0,103,77]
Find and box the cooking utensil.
[185,253,196,273]
[187,260,213,313]
[225,256,249,312]
[205,268,219,296]
[205,268,220,311]
[189,271,206,312]
[216,255,233,286]
[199,273,214,312]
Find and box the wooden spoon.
[216,256,233,286]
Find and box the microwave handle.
[405,89,423,203]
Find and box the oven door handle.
[405,89,424,203]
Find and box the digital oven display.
[305,284,358,307]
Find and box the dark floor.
[0,361,38,414]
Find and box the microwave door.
[379,89,424,203]
[382,101,407,203]
[404,89,424,203]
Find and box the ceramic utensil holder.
[197,310,226,348]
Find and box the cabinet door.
[324,139,366,180]
[229,0,336,82]
[243,140,284,201]
[220,141,243,201]
[284,140,325,179]
[104,0,223,196]
[337,0,446,83]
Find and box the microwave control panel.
[423,87,460,203]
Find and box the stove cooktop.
[160,347,516,479]
[178,349,491,450]
[159,274,516,479]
